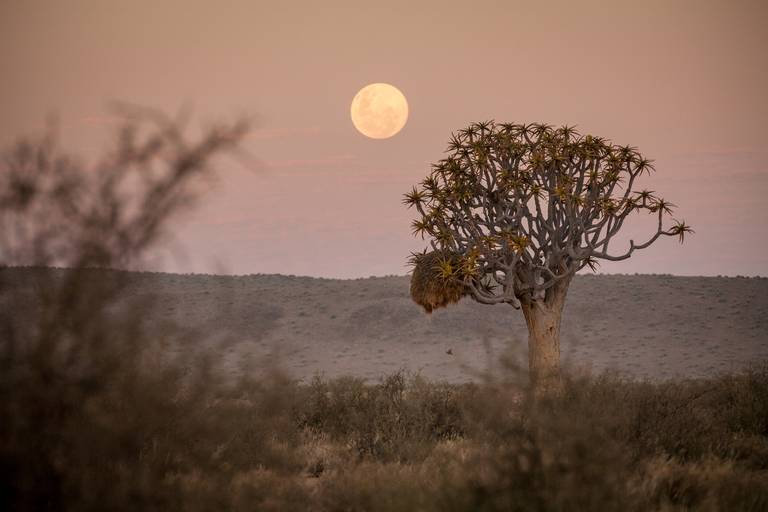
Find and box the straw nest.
[409,250,469,313]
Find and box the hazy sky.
[1,0,766,277]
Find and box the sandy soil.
[6,269,768,382]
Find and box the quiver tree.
[405,121,692,393]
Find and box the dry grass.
[2,326,768,511]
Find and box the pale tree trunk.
[520,279,570,396]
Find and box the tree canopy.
[405,121,692,310]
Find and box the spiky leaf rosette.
[404,121,692,309]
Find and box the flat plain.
[6,269,768,382]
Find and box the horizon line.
[3,265,766,281]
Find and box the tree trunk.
[520,279,570,396]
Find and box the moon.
[350,83,409,139]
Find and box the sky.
[1,0,767,277]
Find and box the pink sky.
[1,0,766,277]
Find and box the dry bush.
[295,372,470,462]
[288,367,768,511]
[0,111,256,510]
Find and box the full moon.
[350,83,408,139]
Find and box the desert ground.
[9,268,766,383]
[5,267,768,510]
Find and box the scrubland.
[3,118,767,510]
[2,268,767,511]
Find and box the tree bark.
[520,279,570,396]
